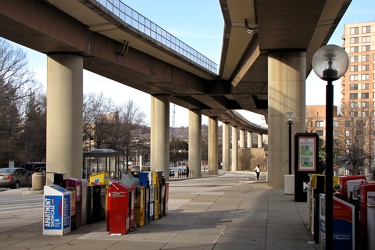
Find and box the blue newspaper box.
[43,185,71,235]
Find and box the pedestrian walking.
[255,164,260,180]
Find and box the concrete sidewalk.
[0,171,318,250]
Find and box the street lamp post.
[285,112,295,175]
[312,44,349,249]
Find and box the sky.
[5,0,375,127]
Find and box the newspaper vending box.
[43,185,71,235]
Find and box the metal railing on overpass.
[96,0,218,74]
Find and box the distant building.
[306,105,339,142]
[306,21,375,173]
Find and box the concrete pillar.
[46,54,83,185]
[268,50,306,188]
[151,95,170,176]
[247,132,252,148]
[231,126,238,171]
[208,117,218,175]
[188,109,202,178]
[258,134,263,148]
[222,123,230,171]
[240,129,246,148]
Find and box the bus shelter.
[83,149,120,180]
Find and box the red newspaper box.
[359,182,375,250]
[339,175,366,201]
[107,182,130,235]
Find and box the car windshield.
[0,168,14,174]
[132,166,140,171]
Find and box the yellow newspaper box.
[135,186,145,227]
[152,172,160,219]
[89,172,110,189]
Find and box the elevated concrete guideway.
[0,0,351,187]
[0,0,265,133]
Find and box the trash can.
[32,172,44,190]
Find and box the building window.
[361,65,370,71]
[316,121,324,127]
[361,74,369,80]
[316,130,323,136]
[350,46,359,53]
[333,130,338,137]
[350,65,358,72]
[350,75,358,81]
[346,140,352,146]
[350,37,359,44]
[350,84,358,90]
[346,130,352,137]
[362,26,371,33]
[362,111,369,117]
[361,93,369,99]
[350,56,358,62]
[362,102,369,108]
[350,102,358,108]
[345,121,353,127]
[350,93,358,99]
[362,36,371,42]
[350,27,359,34]
[350,111,358,117]
[362,55,370,62]
[362,45,370,52]
[333,121,339,127]
[361,83,369,89]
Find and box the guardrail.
[95,0,218,74]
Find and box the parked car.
[169,167,178,177]
[0,168,31,189]
[21,162,46,174]
[130,165,141,177]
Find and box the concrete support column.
[222,123,230,171]
[231,126,238,171]
[208,117,218,175]
[268,50,306,188]
[151,95,170,176]
[240,129,246,148]
[247,132,252,148]
[46,54,83,185]
[188,109,202,178]
[258,134,263,148]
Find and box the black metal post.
[325,80,334,249]
[288,122,292,174]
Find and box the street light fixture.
[285,111,295,175]
[312,44,349,249]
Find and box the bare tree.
[0,39,41,105]
[113,100,147,173]
[83,92,116,149]
[335,105,373,174]
[0,39,42,167]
